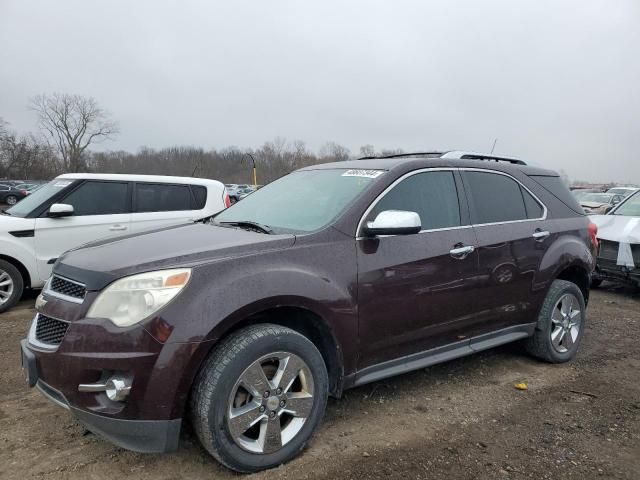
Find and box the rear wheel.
[0,260,24,313]
[525,279,586,363]
[190,324,328,473]
[5,195,18,205]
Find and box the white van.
[0,173,229,312]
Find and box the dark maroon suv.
[21,152,597,472]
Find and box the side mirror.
[47,203,74,218]
[363,210,421,237]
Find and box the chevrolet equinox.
[21,151,597,472]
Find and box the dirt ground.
[1,285,638,480]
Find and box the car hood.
[581,201,609,209]
[590,214,640,243]
[55,223,296,290]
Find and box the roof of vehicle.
[56,173,224,187]
[300,151,557,176]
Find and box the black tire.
[0,259,24,314]
[190,324,328,473]
[590,278,603,288]
[5,195,18,205]
[525,279,586,363]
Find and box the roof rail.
[440,151,527,165]
[358,152,444,160]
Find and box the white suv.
[0,173,229,312]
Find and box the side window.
[368,171,461,230]
[521,187,544,219]
[135,183,192,213]
[61,181,129,216]
[191,185,207,209]
[464,171,528,224]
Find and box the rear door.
[129,182,205,233]
[33,180,131,282]
[357,169,479,369]
[460,169,550,334]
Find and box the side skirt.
[347,323,536,388]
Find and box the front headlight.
[87,268,191,327]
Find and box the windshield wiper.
[1,209,11,216]
[219,220,273,234]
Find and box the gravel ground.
[1,285,638,480]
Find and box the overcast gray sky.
[1,0,639,183]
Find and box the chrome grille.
[34,314,69,345]
[50,275,86,300]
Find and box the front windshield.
[215,169,383,233]
[612,192,640,216]
[5,178,74,217]
[581,193,613,203]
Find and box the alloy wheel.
[227,351,314,454]
[550,293,582,353]
[6,195,17,205]
[0,269,14,305]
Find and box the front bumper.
[593,261,640,286]
[21,339,181,453]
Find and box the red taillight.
[588,222,598,249]
[224,193,231,208]
[20,190,28,195]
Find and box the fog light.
[105,377,132,402]
[78,375,132,402]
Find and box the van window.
[62,181,129,216]
[368,171,462,230]
[191,185,207,209]
[135,183,192,212]
[464,172,528,224]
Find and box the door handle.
[109,225,127,231]
[532,230,550,241]
[450,245,475,259]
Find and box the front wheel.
[0,260,24,313]
[190,324,328,473]
[525,279,586,363]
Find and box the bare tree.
[30,93,118,172]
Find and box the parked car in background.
[228,184,257,203]
[572,188,602,201]
[578,192,624,214]
[0,184,29,205]
[14,183,42,193]
[0,173,230,312]
[606,186,639,197]
[590,189,640,288]
[21,152,595,472]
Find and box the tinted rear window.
[191,185,207,209]
[464,171,527,224]
[135,183,192,212]
[529,175,584,214]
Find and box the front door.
[34,180,131,282]
[357,169,479,369]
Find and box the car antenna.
[191,161,200,177]
[490,138,498,154]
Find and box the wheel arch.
[0,254,31,288]
[174,300,346,419]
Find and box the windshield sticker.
[53,180,72,188]
[342,169,384,179]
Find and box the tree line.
[1,93,402,184]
